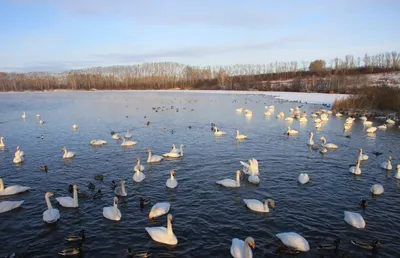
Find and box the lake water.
[0,91,399,257]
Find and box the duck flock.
[1,96,400,257]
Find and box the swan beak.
[251,243,256,249]
[169,217,173,224]
[49,193,54,197]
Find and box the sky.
[0,0,399,72]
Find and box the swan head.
[90,140,95,144]
[180,144,185,147]
[121,179,126,185]
[170,170,175,176]
[61,147,66,152]
[45,192,54,198]
[168,214,173,224]
[388,156,392,161]
[309,132,313,136]
[397,165,400,169]
[0,136,3,140]
[235,130,239,133]
[172,144,176,148]
[146,149,151,153]
[236,170,242,176]
[266,199,276,209]
[73,185,78,190]
[360,199,368,207]
[244,237,256,249]
[113,197,118,205]
[359,148,363,152]
[16,146,20,150]
[136,157,140,161]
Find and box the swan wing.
[344,211,365,228]
[243,199,263,212]
[2,185,30,195]
[103,206,121,221]
[56,197,77,208]
[150,202,170,218]
[248,175,260,184]
[43,208,60,223]
[276,232,310,251]
[216,179,238,187]
[0,200,24,213]
[240,161,250,168]
[166,179,178,188]
[230,238,245,258]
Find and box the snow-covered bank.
[0,89,349,105]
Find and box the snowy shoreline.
[0,90,349,105]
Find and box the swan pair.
[216,170,241,188]
[320,137,338,149]
[0,178,30,196]
[121,137,136,147]
[163,144,184,158]
[62,147,75,159]
[213,126,227,136]
[13,146,24,164]
[166,170,178,188]
[147,149,164,163]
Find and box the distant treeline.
[0,51,399,92]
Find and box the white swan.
[43,192,60,223]
[298,117,307,122]
[90,139,107,145]
[112,133,120,140]
[166,170,178,188]
[335,112,343,117]
[134,157,145,172]
[395,165,400,179]
[147,149,164,163]
[216,170,241,188]
[56,185,79,208]
[344,211,365,228]
[298,173,309,184]
[16,146,24,156]
[276,112,284,118]
[21,112,26,119]
[378,124,387,129]
[163,144,184,158]
[213,126,227,136]
[236,108,243,112]
[149,202,170,219]
[39,118,44,124]
[114,179,127,196]
[363,120,373,126]
[62,147,75,159]
[145,214,177,245]
[386,118,395,124]
[0,200,24,214]
[236,130,247,140]
[72,124,78,130]
[284,117,294,122]
[125,129,132,138]
[349,158,362,175]
[240,159,259,176]
[13,149,24,164]
[381,156,392,170]
[133,166,146,182]
[231,237,255,258]
[103,197,121,221]
[0,178,30,196]
[310,113,318,118]
[243,199,275,213]
[276,232,310,252]
[286,126,298,135]
[370,184,384,195]
[360,116,367,121]
[358,148,368,161]
[245,110,253,117]
[320,137,339,149]
[0,136,4,148]
[344,123,352,130]
[121,137,136,147]
[264,111,271,116]
[366,127,377,133]
[307,132,315,146]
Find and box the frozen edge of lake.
[0,90,349,105]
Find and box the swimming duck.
[40,165,48,172]
[275,241,300,255]
[351,240,382,251]
[94,174,104,180]
[87,182,95,190]
[140,197,151,208]
[58,246,82,256]
[93,190,102,200]
[318,238,341,250]
[125,248,149,257]
[65,229,85,242]
[360,199,368,208]
[110,180,117,189]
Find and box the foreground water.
[0,91,399,257]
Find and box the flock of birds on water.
[1,99,400,258]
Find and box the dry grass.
[332,87,400,112]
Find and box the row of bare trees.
[0,51,399,92]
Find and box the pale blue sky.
[1,0,399,72]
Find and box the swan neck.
[121,182,126,195]
[0,180,4,191]
[73,188,78,206]
[170,174,174,181]
[147,151,151,161]
[236,172,240,186]
[113,201,118,215]
[180,147,183,156]
[167,218,173,235]
[244,240,250,258]
[0,138,3,145]
[45,195,53,209]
